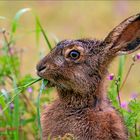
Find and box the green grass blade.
[12,8,31,33]
[117,55,126,89]
[10,8,31,41]
[35,16,52,50]
[1,78,42,112]
[108,56,126,109]
[35,16,41,48]
[51,33,59,44]
[37,80,48,140]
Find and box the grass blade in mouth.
[37,79,48,140]
[1,77,42,113]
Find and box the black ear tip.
[133,13,140,21]
[136,13,140,16]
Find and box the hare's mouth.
[37,69,66,88]
[46,80,55,87]
[37,71,55,87]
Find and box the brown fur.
[36,13,140,140]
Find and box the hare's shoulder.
[82,109,127,140]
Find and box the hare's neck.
[58,90,97,109]
[57,74,108,109]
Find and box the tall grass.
[0,8,140,140]
[108,55,140,139]
[0,8,51,140]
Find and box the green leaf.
[19,74,35,86]
[2,77,42,112]
[21,117,36,126]
[108,80,119,109]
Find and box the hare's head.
[37,14,140,96]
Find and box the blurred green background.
[0,1,140,139]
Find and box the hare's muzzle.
[36,59,56,87]
[36,63,46,72]
[36,61,47,76]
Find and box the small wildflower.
[0,105,2,115]
[136,53,140,60]
[131,92,138,100]
[121,101,127,109]
[132,53,140,61]
[9,47,15,55]
[10,103,14,110]
[0,28,6,33]
[43,104,48,109]
[0,105,2,112]
[108,73,114,80]
[27,87,33,93]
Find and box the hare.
[36,13,140,140]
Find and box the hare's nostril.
[37,64,46,72]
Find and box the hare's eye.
[69,50,80,60]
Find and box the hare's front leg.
[108,111,128,140]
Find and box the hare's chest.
[42,106,112,140]
[42,108,84,138]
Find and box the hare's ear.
[103,13,140,55]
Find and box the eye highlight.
[69,50,80,60]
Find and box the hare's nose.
[36,63,47,72]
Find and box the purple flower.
[131,92,138,100]
[136,53,140,60]
[121,101,127,109]
[10,103,14,110]
[43,104,48,109]
[108,73,114,80]
[27,87,33,93]
[0,105,2,111]
[132,53,140,61]
[9,47,15,55]
[0,105,2,115]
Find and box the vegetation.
[0,8,140,140]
